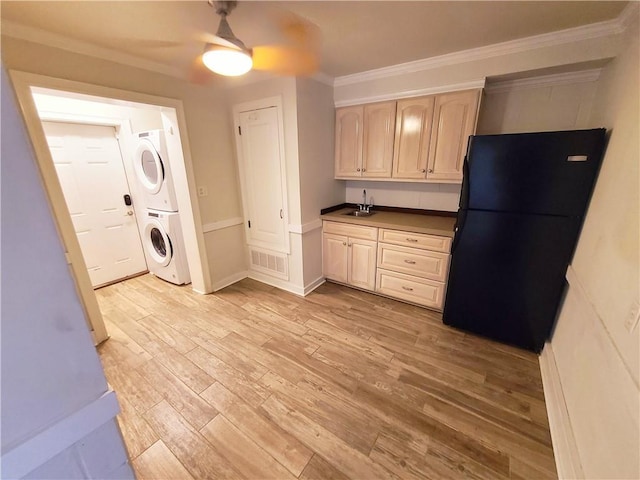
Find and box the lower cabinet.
[322,222,377,291]
[376,269,446,310]
[322,220,451,310]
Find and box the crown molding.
[2,20,187,79]
[485,68,603,94]
[334,79,486,107]
[618,2,640,31]
[334,12,629,88]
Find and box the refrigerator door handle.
[459,155,470,209]
[451,208,467,254]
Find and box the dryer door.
[134,139,165,194]
[144,218,173,267]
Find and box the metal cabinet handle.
[404,259,416,265]
[348,243,352,247]
[421,169,426,173]
[402,286,414,292]
[406,238,418,243]
[343,241,347,246]
[356,168,361,172]
[125,210,133,216]
[280,209,284,219]
[362,168,366,172]
[428,168,434,173]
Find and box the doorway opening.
[10,71,212,343]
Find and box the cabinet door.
[348,238,377,291]
[335,106,364,178]
[427,89,480,182]
[323,233,348,283]
[362,101,396,177]
[392,96,435,179]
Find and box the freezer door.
[443,209,581,352]
[465,129,605,216]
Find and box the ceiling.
[0,1,629,80]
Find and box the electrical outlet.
[197,186,208,197]
[624,300,640,333]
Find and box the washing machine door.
[134,139,165,194]
[144,218,173,267]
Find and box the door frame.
[232,96,290,254]
[9,70,212,344]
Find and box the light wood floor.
[96,274,557,480]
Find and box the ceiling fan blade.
[252,44,318,76]
[251,13,321,76]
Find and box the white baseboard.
[539,343,584,479]
[211,271,248,292]
[247,272,326,297]
[248,271,304,296]
[303,276,326,295]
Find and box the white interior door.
[238,107,287,252]
[43,121,147,288]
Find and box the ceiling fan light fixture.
[202,43,253,76]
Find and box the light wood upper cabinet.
[334,106,363,177]
[427,89,480,182]
[334,88,481,183]
[392,97,435,179]
[362,101,396,177]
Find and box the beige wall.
[477,80,600,134]
[296,77,343,287]
[549,16,639,479]
[296,77,344,223]
[1,36,246,289]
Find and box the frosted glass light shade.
[202,44,253,76]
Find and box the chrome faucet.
[359,189,372,213]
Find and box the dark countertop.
[321,207,457,238]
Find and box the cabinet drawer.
[376,269,445,310]
[323,221,377,241]
[378,228,451,252]
[377,243,449,281]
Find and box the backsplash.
[345,181,461,212]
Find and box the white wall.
[296,77,344,223]
[478,77,601,134]
[346,181,461,212]
[296,77,344,287]
[1,64,132,478]
[548,13,639,479]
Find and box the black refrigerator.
[442,129,606,353]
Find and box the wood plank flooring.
[96,274,557,480]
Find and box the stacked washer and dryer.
[133,130,190,285]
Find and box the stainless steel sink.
[343,210,376,217]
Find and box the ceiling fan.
[196,0,319,78]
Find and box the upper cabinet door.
[427,89,480,182]
[335,106,364,178]
[362,101,396,177]
[392,97,435,179]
